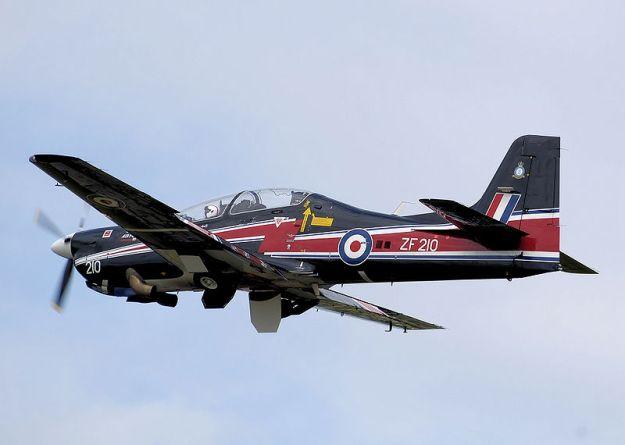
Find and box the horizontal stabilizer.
[420,198,526,248]
[560,252,598,274]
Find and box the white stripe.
[492,194,511,221]
[508,212,559,221]
[126,228,188,232]
[515,258,559,263]
[374,250,520,257]
[369,225,455,234]
[100,243,147,255]
[521,251,559,258]
[266,251,337,257]
[211,220,273,232]
[516,207,559,213]
[293,224,454,241]
[75,247,152,265]
[266,250,559,259]
[226,235,265,243]
[266,250,519,257]
[212,218,295,234]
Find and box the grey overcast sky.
[1,1,624,444]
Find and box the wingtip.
[30,154,56,165]
[30,154,81,165]
[51,302,63,313]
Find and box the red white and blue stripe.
[486,193,521,223]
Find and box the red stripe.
[270,216,560,255]
[517,217,560,252]
[486,193,504,217]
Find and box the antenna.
[392,200,420,216]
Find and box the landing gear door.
[249,293,282,333]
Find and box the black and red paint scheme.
[31,135,595,333]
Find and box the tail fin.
[472,135,560,214]
[472,135,560,259]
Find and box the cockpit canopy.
[180,188,310,221]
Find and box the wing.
[29,154,291,282]
[285,288,443,331]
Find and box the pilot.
[204,204,220,219]
[291,191,307,205]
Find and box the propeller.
[53,258,74,312]
[35,206,89,311]
[34,208,64,238]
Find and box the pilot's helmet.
[204,204,219,218]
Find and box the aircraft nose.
[51,234,74,259]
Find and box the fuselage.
[68,191,560,298]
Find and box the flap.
[285,288,443,331]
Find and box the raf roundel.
[338,229,373,266]
[87,194,126,209]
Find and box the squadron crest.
[512,161,526,179]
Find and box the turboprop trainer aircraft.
[31,135,596,332]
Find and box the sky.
[1,1,624,443]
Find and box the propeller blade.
[34,208,64,238]
[77,203,90,230]
[52,258,74,312]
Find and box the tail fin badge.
[512,162,526,180]
[512,161,525,179]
